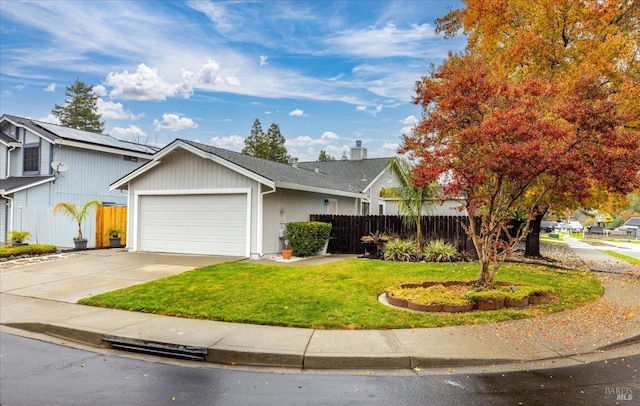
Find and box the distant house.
[0,114,157,246]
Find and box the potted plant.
[53,200,102,250]
[106,227,125,248]
[9,230,31,246]
[282,239,293,260]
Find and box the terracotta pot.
[282,249,293,260]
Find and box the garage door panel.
[139,194,247,256]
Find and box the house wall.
[0,144,7,178]
[383,199,467,216]
[366,167,392,215]
[2,143,150,246]
[261,188,358,254]
[126,149,261,255]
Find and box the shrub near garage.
[286,221,331,257]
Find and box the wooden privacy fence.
[309,214,476,255]
[95,205,127,247]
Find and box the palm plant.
[382,157,436,251]
[53,200,102,240]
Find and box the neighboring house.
[111,139,405,258]
[0,114,157,247]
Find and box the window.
[327,199,337,215]
[361,202,370,215]
[23,145,40,172]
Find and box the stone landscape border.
[384,280,553,313]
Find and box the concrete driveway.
[0,249,242,303]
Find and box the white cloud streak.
[153,113,198,131]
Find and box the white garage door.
[138,194,247,256]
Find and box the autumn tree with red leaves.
[403,52,640,287]
[432,0,640,258]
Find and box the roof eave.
[275,181,363,198]
[1,176,55,194]
[54,139,153,159]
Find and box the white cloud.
[110,125,147,141]
[44,83,55,92]
[153,113,198,131]
[198,59,222,84]
[226,76,240,86]
[209,134,245,151]
[38,114,60,124]
[320,131,340,141]
[401,115,418,125]
[325,22,438,58]
[379,142,400,155]
[289,108,306,117]
[356,106,367,112]
[260,55,269,66]
[106,63,192,101]
[93,85,107,96]
[400,115,419,135]
[97,99,143,120]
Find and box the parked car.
[540,221,558,232]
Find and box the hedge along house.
[0,114,157,247]
[110,139,398,258]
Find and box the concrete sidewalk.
[1,247,639,370]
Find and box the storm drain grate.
[103,335,207,361]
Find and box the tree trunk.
[525,213,543,257]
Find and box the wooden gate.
[95,206,127,247]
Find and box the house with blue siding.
[0,114,157,247]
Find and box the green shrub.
[0,244,58,258]
[383,238,418,262]
[8,230,32,244]
[286,221,332,257]
[423,239,458,262]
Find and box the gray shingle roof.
[1,114,158,155]
[177,139,390,193]
[0,176,55,193]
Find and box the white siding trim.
[132,188,251,257]
[110,160,162,190]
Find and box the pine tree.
[52,79,104,133]
[265,123,290,163]
[242,119,290,163]
[317,150,335,161]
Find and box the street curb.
[7,321,639,371]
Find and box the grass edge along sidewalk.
[79,258,602,330]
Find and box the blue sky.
[0,0,466,161]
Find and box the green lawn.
[78,258,602,329]
[603,250,640,265]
